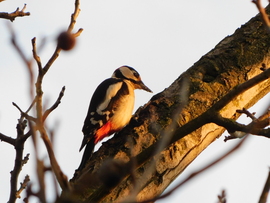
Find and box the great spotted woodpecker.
[77,66,152,170]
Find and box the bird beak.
[138,81,152,93]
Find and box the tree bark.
[67,5,270,203]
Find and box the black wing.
[79,78,124,151]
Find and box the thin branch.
[43,0,83,75]
[8,24,34,98]
[32,38,42,72]
[9,120,29,203]
[32,0,81,194]
[9,26,31,68]
[0,4,30,22]
[0,132,15,145]
[252,0,270,28]
[40,127,70,191]
[21,130,33,142]
[73,28,84,37]
[137,136,248,203]
[67,0,81,32]
[42,86,65,122]
[215,113,270,137]
[236,108,257,120]
[12,102,37,122]
[16,175,30,199]
[258,168,270,203]
[214,101,270,142]
[217,190,227,203]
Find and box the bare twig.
[137,136,248,203]
[73,28,84,37]
[258,168,270,203]
[8,25,34,98]
[16,175,30,199]
[36,159,46,202]
[214,108,270,141]
[22,153,30,166]
[252,0,270,28]
[0,4,30,22]
[9,26,31,68]
[42,86,65,122]
[217,190,226,203]
[6,0,81,200]
[40,127,70,190]
[12,102,37,122]
[8,119,29,203]
[43,0,83,75]
[33,0,82,192]
[32,38,42,72]
[224,103,270,142]
[67,0,81,32]
[236,108,256,120]
[0,132,16,145]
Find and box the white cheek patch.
[97,82,122,114]
[121,67,138,81]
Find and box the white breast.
[110,80,135,131]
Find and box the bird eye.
[133,71,139,78]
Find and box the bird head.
[112,66,152,93]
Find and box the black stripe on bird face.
[113,66,140,82]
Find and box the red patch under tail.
[94,121,113,144]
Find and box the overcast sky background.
[1,0,270,202]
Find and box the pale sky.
[1,1,270,202]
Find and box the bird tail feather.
[77,140,95,171]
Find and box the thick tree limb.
[68,4,270,203]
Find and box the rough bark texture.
[67,6,270,203]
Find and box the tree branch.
[252,0,270,28]
[70,4,270,202]
[0,4,30,22]
[9,120,29,203]
[16,175,30,199]
[209,68,270,112]
[259,168,270,203]
[32,38,42,72]
[12,102,37,122]
[0,132,15,146]
[43,0,83,75]
[39,127,70,190]
[42,86,65,122]
[32,0,81,193]
[138,136,247,203]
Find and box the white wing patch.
[97,82,123,114]
[90,117,103,126]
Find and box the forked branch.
[0,4,30,22]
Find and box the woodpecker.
[77,66,152,170]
